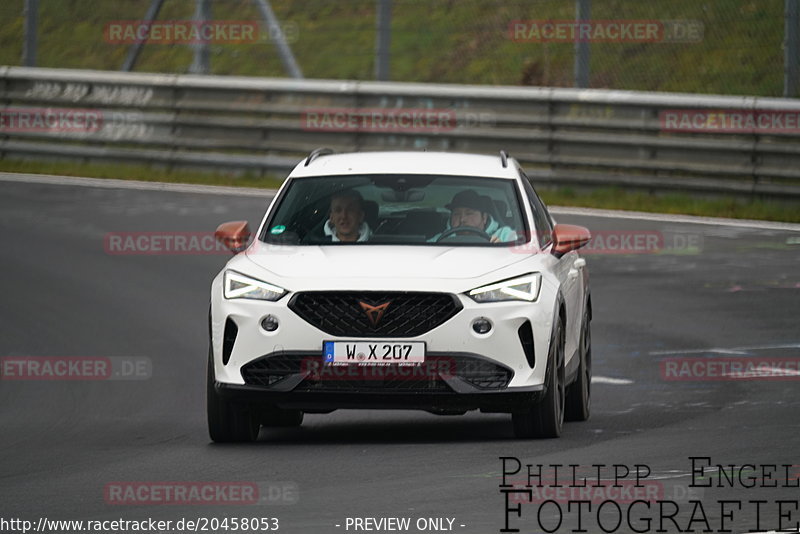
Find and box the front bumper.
[214,380,543,414]
[211,287,556,391]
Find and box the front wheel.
[565,307,591,422]
[512,319,565,439]
[207,348,260,443]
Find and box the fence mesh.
[0,0,792,96]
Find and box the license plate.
[323,341,425,365]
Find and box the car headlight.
[223,270,287,301]
[467,273,542,303]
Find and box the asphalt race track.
[1,173,799,534]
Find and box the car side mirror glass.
[552,224,591,258]
[215,221,251,254]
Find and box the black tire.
[207,349,260,443]
[512,319,565,439]
[565,308,591,422]
[260,406,304,428]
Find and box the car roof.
[288,151,521,180]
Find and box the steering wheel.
[435,225,491,242]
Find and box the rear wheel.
[207,348,260,443]
[565,308,591,421]
[512,319,565,439]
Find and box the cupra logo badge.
[359,301,391,327]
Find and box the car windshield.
[261,174,528,246]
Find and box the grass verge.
[539,186,800,224]
[0,159,285,189]
[0,159,797,223]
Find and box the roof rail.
[304,147,335,167]
[499,150,509,168]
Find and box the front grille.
[297,357,453,392]
[288,291,462,337]
[240,353,512,392]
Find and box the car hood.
[243,243,533,282]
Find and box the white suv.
[208,150,592,441]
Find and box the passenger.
[431,189,516,243]
[323,189,373,242]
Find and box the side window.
[519,171,553,248]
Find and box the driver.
[431,189,516,243]
[323,189,373,242]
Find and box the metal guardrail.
[1,66,800,197]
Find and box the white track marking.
[650,343,800,355]
[2,171,800,231]
[0,172,275,197]
[592,376,633,385]
[724,366,800,378]
[550,206,800,232]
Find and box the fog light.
[261,315,279,332]
[472,318,492,334]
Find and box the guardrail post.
[546,90,556,173]
[169,74,180,173]
[750,98,761,196]
[0,67,6,160]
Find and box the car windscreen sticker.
[270,225,286,235]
